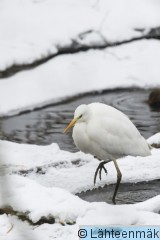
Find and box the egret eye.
[79,114,83,119]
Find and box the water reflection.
[0,88,160,152]
[77,179,160,204]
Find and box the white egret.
[64,103,151,204]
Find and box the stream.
[0,88,160,203]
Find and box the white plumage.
[73,103,151,160]
[64,102,151,203]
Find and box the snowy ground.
[0,138,160,193]
[0,134,160,239]
[0,0,160,116]
[1,0,160,239]
[0,0,160,72]
[1,39,160,117]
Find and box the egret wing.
[87,116,150,159]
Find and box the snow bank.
[0,0,97,71]
[0,175,160,238]
[0,175,89,223]
[0,179,160,240]
[0,133,160,239]
[0,174,160,225]
[1,40,160,117]
[1,0,160,116]
[148,133,160,147]
[1,0,160,71]
[0,215,76,240]
[0,133,160,194]
[77,199,160,225]
[1,1,160,238]
[135,195,160,214]
[1,197,160,240]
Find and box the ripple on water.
[77,180,160,204]
[0,88,160,152]
[0,88,160,204]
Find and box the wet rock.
[148,27,160,39]
[148,89,160,107]
[150,143,160,149]
[0,206,55,226]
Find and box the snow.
[0,183,160,239]
[148,133,160,146]
[0,175,160,239]
[0,175,88,223]
[0,0,98,71]
[0,134,160,193]
[0,133,160,239]
[0,215,76,240]
[1,39,160,117]
[0,0,160,71]
[1,0,160,238]
[0,0,160,117]
[77,200,160,226]
[135,195,160,214]
[0,207,160,240]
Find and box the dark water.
[0,88,160,204]
[0,88,160,152]
[77,180,160,204]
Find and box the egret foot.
[112,158,122,205]
[94,161,108,185]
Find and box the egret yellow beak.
[63,117,78,133]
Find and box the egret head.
[74,104,88,120]
[64,104,91,133]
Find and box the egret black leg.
[99,164,108,180]
[94,161,108,185]
[112,159,122,205]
